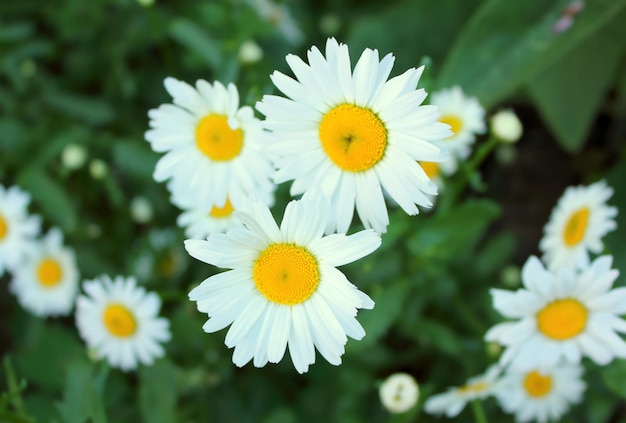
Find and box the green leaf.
[169,18,222,70]
[113,141,159,181]
[17,168,78,232]
[601,359,626,398]
[437,0,626,108]
[42,89,114,126]
[348,279,410,352]
[408,199,501,260]
[139,360,177,423]
[14,322,84,393]
[527,12,626,152]
[56,362,108,423]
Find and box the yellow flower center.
[319,104,387,172]
[420,161,440,179]
[440,114,463,137]
[537,298,587,340]
[253,243,320,305]
[36,258,63,287]
[523,370,552,398]
[209,197,235,218]
[103,304,137,337]
[0,214,7,240]
[195,114,244,161]
[562,207,589,247]
[457,382,489,394]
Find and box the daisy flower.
[424,365,500,418]
[379,373,420,414]
[145,77,275,212]
[168,179,274,240]
[256,37,451,234]
[0,184,41,275]
[494,362,585,423]
[185,189,381,373]
[10,228,78,317]
[539,180,617,271]
[430,85,486,174]
[76,275,171,371]
[485,255,626,371]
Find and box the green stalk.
[470,399,488,423]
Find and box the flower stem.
[471,399,488,423]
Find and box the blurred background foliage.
[0,0,625,421]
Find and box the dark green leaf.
[169,18,222,70]
[139,359,178,423]
[527,12,626,152]
[437,0,626,107]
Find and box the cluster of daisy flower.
[146,37,526,373]
[0,183,171,372]
[422,180,621,422]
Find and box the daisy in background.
[145,77,275,213]
[256,37,451,234]
[0,184,41,275]
[539,180,617,271]
[76,275,171,371]
[430,86,486,174]
[379,373,420,414]
[168,178,275,240]
[185,189,381,373]
[10,228,78,317]
[424,365,500,418]
[485,255,626,372]
[494,362,585,423]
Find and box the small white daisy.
[168,179,274,240]
[430,86,486,162]
[485,255,626,371]
[379,372,420,414]
[76,275,171,371]
[0,184,41,275]
[185,189,381,373]
[424,365,500,418]
[256,37,451,234]
[145,78,275,212]
[539,180,617,271]
[494,362,585,423]
[10,228,78,317]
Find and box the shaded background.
[1,0,625,421]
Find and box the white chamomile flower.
[256,37,451,234]
[9,228,78,317]
[485,255,626,371]
[539,180,617,271]
[379,372,420,414]
[424,365,500,418]
[185,189,381,373]
[494,362,585,423]
[145,77,275,212]
[430,86,486,165]
[168,179,274,240]
[491,109,523,144]
[76,275,171,371]
[0,184,41,275]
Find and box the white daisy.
[379,372,420,414]
[145,77,275,212]
[0,184,41,275]
[430,86,486,163]
[485,255,626,371]
[76,275,171,371]
[185,189,381,373]
[539,180,617,271]
[256,37,451,234]
[494,362,585,423]
[424,365,500,418]
[168,179,274,240]
[9,228,78,317]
